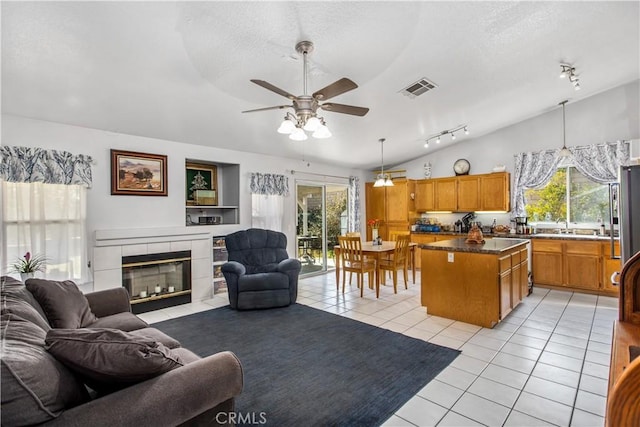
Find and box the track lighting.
[559,63,581,91]
[424,125,469,148]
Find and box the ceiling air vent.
[400,78,438,98]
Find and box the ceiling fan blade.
[312,78,358,101]
[250,80,296,100]
[242,105,291,113]
[320,103,369,117]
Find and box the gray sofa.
[222,229,301,310]
[0,276,243,427]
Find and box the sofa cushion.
[128,327,181,349]
[87,311,149,332]
[1,280,51,332]
[45,328,185,394]
[1,314,90,426]
[26,278,98,328]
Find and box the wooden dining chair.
[378,234,410,293]
[338,236,378,297]
[386,230,412,279]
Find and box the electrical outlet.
[447,252,454,263]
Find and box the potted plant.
[9,252,47,281]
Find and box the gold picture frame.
[111,149,168,196]
[186,162,217,206]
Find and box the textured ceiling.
[2,1,639,169]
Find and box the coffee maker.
[514,216,528,234]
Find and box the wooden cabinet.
[457,176,481,212]
[415,180,435,211]
[481,173,510,211]
[421,241,528,328]
[602,240,622,293]
[565,241,601,291]
[532,240,564,286]
[532,238,618,296]
[414,172,510,213]
[434,178,457,211]
[365,179,415,240]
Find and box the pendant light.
[373,138,394,187]
[558,100,571,158]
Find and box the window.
[2,181,89,282]
[525,166,610,228]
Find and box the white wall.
[1,114,368,274]
[394,80,640,228]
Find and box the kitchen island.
[421,238,529,328]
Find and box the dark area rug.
[154,303,459,426]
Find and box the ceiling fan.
[242,41,370,140]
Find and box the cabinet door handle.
[611,271,620,286]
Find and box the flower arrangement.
[10,252,47,274]
[367,219,381,229]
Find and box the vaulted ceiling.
[2,1,639,169]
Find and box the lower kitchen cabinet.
[532,238,618,296]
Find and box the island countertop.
[419,237,529,254]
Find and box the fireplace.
[122,250,192,314]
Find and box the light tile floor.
[139,272,616,427]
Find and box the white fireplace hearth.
[92,227,213,301]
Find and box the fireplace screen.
[122,250,191,313]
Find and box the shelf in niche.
[185,159,240,226]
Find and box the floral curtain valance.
[250,172,289,196]
[0,146,93,188]
[569,141,630,184]
[512,141,630,216]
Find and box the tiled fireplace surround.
[92,227,213,301]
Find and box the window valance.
[512,141,630,216]
[250,172,289,196]
[0,146,93,188]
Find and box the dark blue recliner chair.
[222,228,301,310]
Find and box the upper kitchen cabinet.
[365,179,415,239]
[457,176,481,211]
[415,172,510,212]
[415,180,435,211]
[434,178,457,211]
[481,172,510,211]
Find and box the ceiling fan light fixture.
[373,175,386,187]
[464,127,469,135]
[312,121,331,139]
[303,116,321,132]
[277,117,296,134]
[451,132,456,140]
[289,127,308,141]
[384,176,394,186]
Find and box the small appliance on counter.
[514,216,528,234]
[460,212,476,233]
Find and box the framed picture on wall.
[186,162,217,206]
[110,149,168,196]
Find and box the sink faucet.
[556,218,568,233]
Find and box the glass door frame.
[295,180,349,277]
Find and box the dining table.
[334,241,416,289]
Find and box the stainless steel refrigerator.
[614,165,640,263]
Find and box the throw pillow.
[1,314,90,426]
[26,278,98,328]
[45,328,184,394]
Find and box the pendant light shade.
[373,138,393,187]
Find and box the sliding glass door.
[296,182,348,275]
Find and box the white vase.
[372,228,379,242]
[20,272,34,282]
